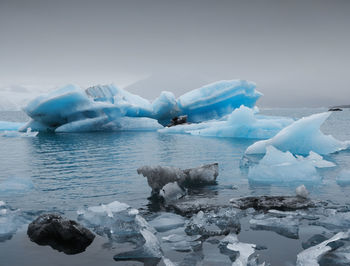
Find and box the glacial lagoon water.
[1,108,350,266]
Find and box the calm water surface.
[0,108,350,266]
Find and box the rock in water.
[166,115,188,127]
[27,214,95,254]
[230,195,314,211]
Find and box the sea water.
[0,108,350,266]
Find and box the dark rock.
[166,115,188,127]
[328,108,343,111]
[27,214,95,254]
[230,196,314,211]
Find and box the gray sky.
[0,0,349,107]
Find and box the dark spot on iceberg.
[27,214,95,255]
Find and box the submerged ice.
[20,80,262,132]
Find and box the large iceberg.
[248,146,335,184]
[20,80,262,132]
[159,105,293,139]
[246,112,350,155]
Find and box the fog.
[1,0,349,107]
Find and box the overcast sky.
[0,0,349,107]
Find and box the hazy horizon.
[1,0,350,107]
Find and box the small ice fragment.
[149,212,185,232]
[296,185,309,199]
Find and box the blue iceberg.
[246,112,350,155]
[248,146,335,184]
[20,80,262,132]
[159,105,293,139]
[0,121,24,131]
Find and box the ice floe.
[247,146,335,184]
[159,105,293,139]
[246,112,350,155]
[0,202,30,242]
[296,230,350,266]
[77,201,162,263]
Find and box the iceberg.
[246,112,350,155]
[247,146,335,184]
[159,105,293,139]
[21,80,262,132]
[149,212,185,232]
[1,128,38,138]
[0,121,25,131]
[177,80,262,122]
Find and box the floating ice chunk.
[0,121,25,131]
[311,211,350,230]
[78,201,162,263]
[296,230,350,266]
[0,203,30,242]
[248,146,334,184]
[159,106,293,139]
[185,208,240,237]
[137,163,218,195]
[177,80,262,123]
[296,185,309,199]
[159,182,186,202]
[223,233,256,266]
[297,152,336,168]
[246,112,350,155]
[114,228,163,264]
[250,214,299,239]
[149,212,185,232]
[1,128,38,138]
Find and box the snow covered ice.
[160,105,293,139]
[247,146,335,184]
[246,112,350,155]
